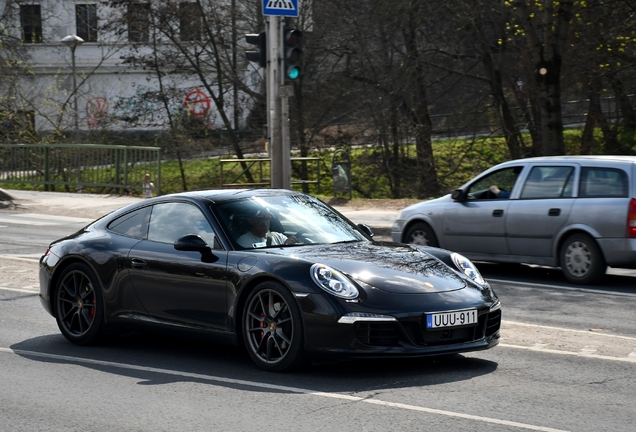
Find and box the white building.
[0,0,262,134]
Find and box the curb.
[0,188,16,201]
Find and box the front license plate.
[425,309,478,329]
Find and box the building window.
[179,2,201,41]
[128,3,150,43]
[76,4,98,42]
[20,5,43,43]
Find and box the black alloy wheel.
[405,222,439,247]
[560,233,606,285]
[55,263,105,345]
[243,281,304,372]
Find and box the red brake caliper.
[89,296,96,321]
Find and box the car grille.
[353,309,501,348]
[354,322,400,346]
[485,309,502,337]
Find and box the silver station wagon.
[391,156,636,284]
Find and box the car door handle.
[492,209,504,217]
[548,208,561,216]
[130,258,148,269]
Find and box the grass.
[2,126,630,201]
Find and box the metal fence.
[220,157,322,192]
[0,144,161,195]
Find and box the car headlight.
[451,253,486,286]
[310,263,359,299]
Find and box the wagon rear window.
[579,168,628,198]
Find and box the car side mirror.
[175,234,209,251]
[451,189,465,201]
[174,235,219,263]
[357,223,374,238]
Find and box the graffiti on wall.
[86,96,109,130]
[184,89,211,117]
[85,87,216,129]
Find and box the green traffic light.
[288,67,300,80]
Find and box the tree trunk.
[402,3,440,199]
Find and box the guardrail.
[0,144,161,195]
[220,157,321,192]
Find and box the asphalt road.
[1,191,636,431]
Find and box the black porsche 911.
[39,189,501,371]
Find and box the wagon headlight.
[451,253,486,286]
[310,263,359,299]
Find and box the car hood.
[271,241,466,294]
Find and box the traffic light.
[245,31,266,68]
[283,27,303,81]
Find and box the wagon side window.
[467,166,522,199]
[579,168,628,198]
[520,166,574,199]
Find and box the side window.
[179,2,202,41]
[108,207,151,238]
[76,4,98,42]
[468,166,522,199]
[20,5,43,43]
[147,202,219,248]
[520,166,574,199]
[127,3,150,43]
[580,168,628,198]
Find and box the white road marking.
[0,213,91,226]
[0,217,56,226]
[0,255,40,263]
[488,278,636,297]
[503,320,636,342]
[0,286,38,294]
[500,343,636,363]
[17,213,92,223]
[0,347,568,432]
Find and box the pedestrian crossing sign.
[263,0,299,17]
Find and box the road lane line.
[488,279,636,297]
[0,216,58,226]
[500,343,636,363]
[503,320,636,341]
[0,347,568,432]
[18,213,93,223]
[0,286,38,294]
[0,255,40,263]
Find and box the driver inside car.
[236,208,297,248]
[489,185,510,199]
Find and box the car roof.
[502,155,636,165]
[157,188,300,204]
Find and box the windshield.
[213,194,368,249]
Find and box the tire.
[404,222,439,247]
[559,233,606,285]
[54,262,106,345]
[243,281,305,372]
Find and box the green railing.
[220,157,321,192]
[0,144,161,195]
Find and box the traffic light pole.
[266,16,291,189]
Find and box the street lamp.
[61,34,84,130]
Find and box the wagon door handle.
[130,258,148,269]
[492,209,504,217]
[548,208,561,216]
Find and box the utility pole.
[246,0,300,190]
[266,17,290,189]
